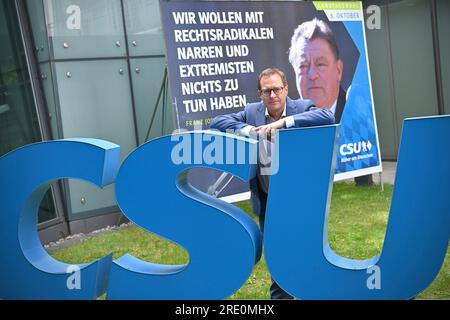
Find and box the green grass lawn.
[50,182,449,299]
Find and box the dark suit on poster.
[334,87,347,123]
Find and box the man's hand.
[254,118,286,141]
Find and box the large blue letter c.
[0,139,120,299]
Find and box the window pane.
[130,57,167,144]
[123,0,165,56]
[1,0,57,223]
[53,59,137,216]
[44,0,126,59]
[437,0,450,114]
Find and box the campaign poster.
[160,0,382,196]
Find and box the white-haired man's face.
[295,38,343,109]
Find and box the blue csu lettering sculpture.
[0,115,449,299]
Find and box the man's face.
[259,74,288,117]
[296,38,343,109]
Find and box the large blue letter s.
[0,139,120,299]
[108,131,262,299]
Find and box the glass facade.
[437,0,450,115]
[124,0,166,56]
[0,1,39,154]
[54,59,137,217]
[0,0,57,223]
[23,0,174,221]
[130,57,171,144]
[44,0,127,59]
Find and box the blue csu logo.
[0,116,449,300]
[339,140,373,156]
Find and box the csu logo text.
[340,140,373,156]
[1,116,449,300]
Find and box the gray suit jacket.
[210,97,335,216]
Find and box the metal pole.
[145,66,167,142]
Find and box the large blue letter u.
[265,115,450,299]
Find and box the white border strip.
[334,164,383,181]
[332,2,383,182]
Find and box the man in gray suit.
[210,67,334,299]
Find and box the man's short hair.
[258,67,288,91]
[289,18,340,71]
